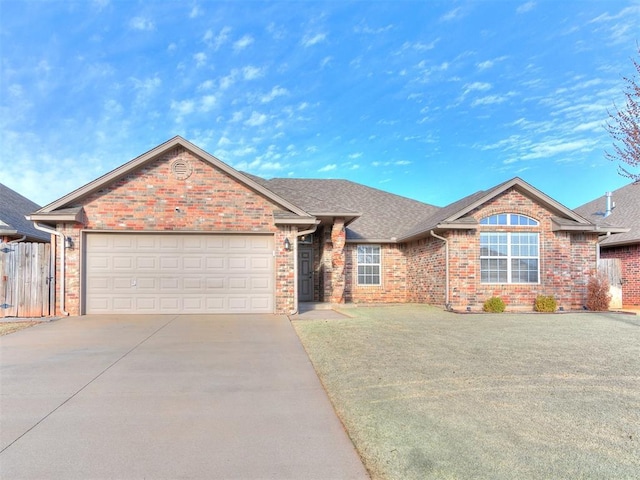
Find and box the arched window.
[480,214,538,226]
[479,214,539,284]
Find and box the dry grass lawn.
[293,305,640,480]
[0,321,38,336]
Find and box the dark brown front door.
[298,244,313,302]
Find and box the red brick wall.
[54,147,295,315]
[403,188,598,311]
[601,244,640,307]
[406,236,446,305]
[344,243,407,303]
[449,188,598,311]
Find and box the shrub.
[586,272,611,311]
[534,295,557,312]
[483,296,505,313]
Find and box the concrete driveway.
[0,314,369,480]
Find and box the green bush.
[483,296,505,313]
[586,272,611,311]
[534,295,557,312]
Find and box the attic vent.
[171,159,193,180]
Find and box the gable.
[30,136,314,227]
[399,177,604,242]
[79,146,286,231]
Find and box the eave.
[27,207,84,225]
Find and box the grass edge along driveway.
[292,305,640,480]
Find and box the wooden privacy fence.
[0,242,52,318]
[598,258,622,309]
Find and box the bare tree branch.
[605,47,640,184]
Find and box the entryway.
[298,243,314,302]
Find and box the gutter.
[8,235,26,243]
[29,220,69,316]
[290,221,320,316]
[430,230,450,310]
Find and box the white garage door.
[85,233,274,314]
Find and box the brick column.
[330,218,346,304]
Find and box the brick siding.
[601,244,640,307]
[344,243,407,303]
[53,147,295,315]
[405,188,598,311]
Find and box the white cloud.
[516,1,536,14]
[472,92,515,107]
[243,65,264,80]
[130,76,161,102]
[129,16,155,31]
[193,52,207,67]
[220,71,237,90]
[198,79,215,91]
[354,22,394,35]
[301,33,326,47]
[477,56,507,71]
[204,26,231,50]
[520,139,599,160]
[200,95,216,112]
[348,152,363,159]
[318,164,337,172]
[233,35,254,51]
[395,160,411,166]
[230,111,243,123]
[440,7,462,22]
[189,5,202,18]
[572,120,603,133]
[462,82,492,96]
[171,99,195,120]
[233,145,257,156]
[261,86,288,103]
[245,111,267,126]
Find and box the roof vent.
[171,159,193,180]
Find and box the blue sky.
[1,1,638,210]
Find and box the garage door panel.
[86,233,274,314]
[136,256,157,269]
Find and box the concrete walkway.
[0,314,369,479]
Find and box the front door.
[298,244,313,302]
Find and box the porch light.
[284,237,291,251]
[65,237,74,249]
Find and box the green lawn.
[293,305,640,480]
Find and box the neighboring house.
[575,183,640,307]
[0,183,50,243]
[28,137,625,316]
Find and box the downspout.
[596,231,611,264]
[8,235,26,243]
[290,222,320,315]
[430,230,450,310]
[30,221,69,316]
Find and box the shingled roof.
[575,182,640,247]
[255,178,439,241]
[0,183,50,242]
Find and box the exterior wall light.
[284,237,291,251]
[65,237,74,249]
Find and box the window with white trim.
[357,245,381,285]
[480,214,539,284]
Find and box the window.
[357,245,381,285]
[480,213,539,284]
[480,214,538,226]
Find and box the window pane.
[357,245,381,285]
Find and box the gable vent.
[171,159,193,180]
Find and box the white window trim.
[356,244,382,286]
[480,232,540,284]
